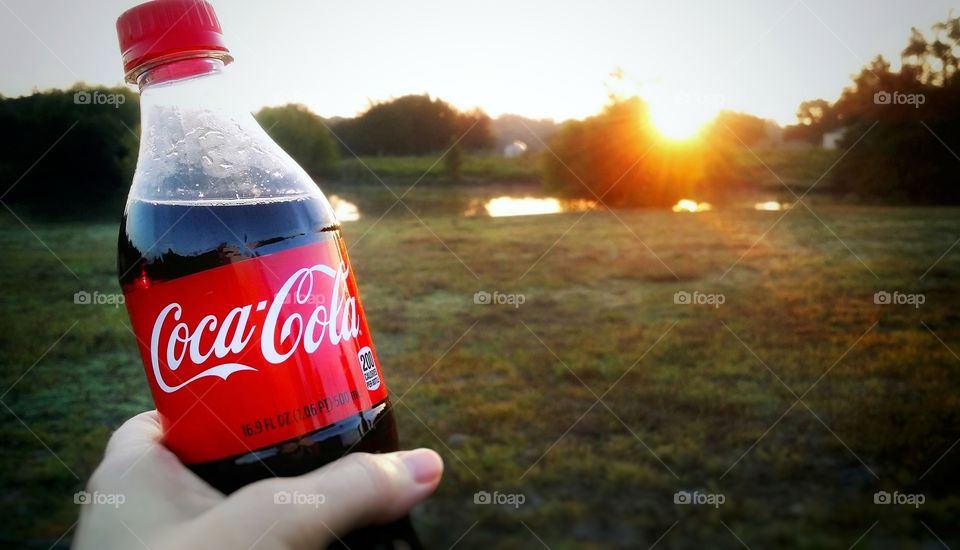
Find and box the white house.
[503,140,528,158]
[822,128,846,150]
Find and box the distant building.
[822,128,846,150]
[503,140,528,158]
[492,115,557,153]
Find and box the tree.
[254,104,339,178]
[828,15,960,203]
[333,94,493,156]
[796,99,833,127]
[0,84,139,213]
[780,14,960,203]
[543,97,704,207]
[708,111,769,146]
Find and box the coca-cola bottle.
[115,1,417,547]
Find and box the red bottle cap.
[116,0,232,83]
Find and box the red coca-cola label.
[123,238,388,464]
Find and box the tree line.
[1,14,956,213]
[0,85,139,211]
[784,15,960,203]
[0,90,495,212]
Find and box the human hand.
[73,410,443,549]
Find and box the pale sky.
[1,0,957,125]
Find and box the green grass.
[2,190,959,548]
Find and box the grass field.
[2,188,959,548]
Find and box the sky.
[1,0,958,126]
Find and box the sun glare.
[672,199,712,213]
[485,196,562,217]
[328,194,360,222]
[639,83,723,141]
[649,101,719,140]
[754,201,790,211]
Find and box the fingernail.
[399,448,442,483]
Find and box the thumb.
[203,449,443,549]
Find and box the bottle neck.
[137,57,226,92]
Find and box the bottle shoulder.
[131,103,328,205]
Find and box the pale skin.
[73,411,444,549]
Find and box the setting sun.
[648,99,720,140]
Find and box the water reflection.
[465,196,595,218]
[672,199,713,213]
[486,196,561,217]
[754,201,791,211]
[328,194,360,222]
[327,188,795,221]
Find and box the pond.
[321,182,793,221]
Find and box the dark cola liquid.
[119,195,417,549]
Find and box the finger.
[104,410,162,459]
[207,449,443,549]
[295,449,444,535]
[90,409,222,508]
[97,410,185,481]
[76,411,224,550]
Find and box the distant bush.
[333,94,493,156]
[0,84,138,210]
[254,104,340,179]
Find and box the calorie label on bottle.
[123,238,389,464]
